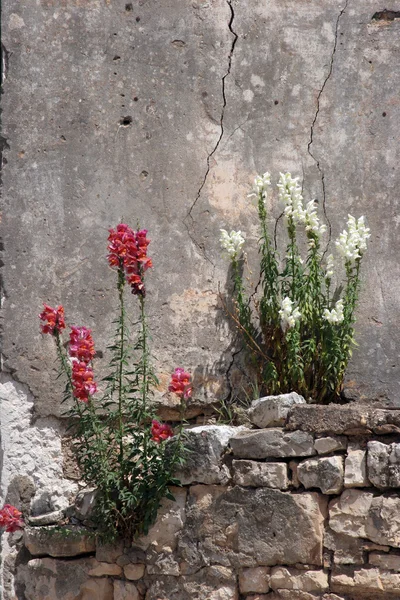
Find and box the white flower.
[248,171,271,203]
[220,229,245,260]
[277,172,306,225]
[325,254,334,279]
[279,296,301,330]
[304,200,327,238]
[335,214,370,263]
[323,299,344,324]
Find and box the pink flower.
[0,504,24,533]
[39,304,66,335]
[168,368,193,400]
[107,224,152,296]
[69,326,95,364]
[71,361,97,402]
[151,420,174,443]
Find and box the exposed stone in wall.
[5,402,400,599]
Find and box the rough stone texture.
[229,428,315,459]
[329,489,374,539]
[239,567,270,593]
[331,567,400,598]
[87,560,122,577]
[95,539,124,563]
[344,448,369,488]
[179,485,326,569]
[174,425,239,484]
[297,455,344,494]
[369,552,400,572]
[114,580,140,600]
[248,393,305,428]
[27,510,65,526]
[287,405,400,436]
[232,460,288,489]
[367,441,400,489]
[323,528,389,566]
[270,567,329,592]
[314,436,347,455]
[24,526,96,558]
[123,563,146,580]
[145,567,238,600]
[365,495,400,548]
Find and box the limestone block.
[270,566,329,592]
[248,392,305,428]
[27,510,65,526]
[314,436,347,455]
[367,441,400,489]
[144,566,238,599]
[272,592,324,600]
[297,455,344,494]
[79,579,114,600]
[229,429,315,459]
[113,580,140,600]
[369,552,400,571]
[123,563,145,580]
[73,487,97,521]
[87,559,122,576]
[24,526,96,557]
[329,489,374,538]
[365,495,400,547]
[135,486,187,551]
[331,567,400,596]
[344,449,369,488]
[232,460,288,489]
[179,485,326,569]
[239,567,270,593]
[95,539,124,563]
[174,425,241,484]
[147,550,181,576]
[324,528,365,565]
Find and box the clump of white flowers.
[304,200,327,238]
[277,172,305,224]
[279,296,301,330]
[220,229,245,260]
[323,299,344,324]
[248,171,271,203]
[325,254,334,280]
[335,215,371,263]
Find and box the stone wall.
[6,397,400,600]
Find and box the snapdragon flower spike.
[219,229,245,261]
[277,172,305,225]
[335,215,370,264]
[248,171,271,203]
[0,504,24,533]
[304,200,327,239]
[323,299,344,324]
[325,254,335,280]
[278,296,301,331]
[151,420,174,443]
[69,326,95,364]
[168,367,193,400]
[39,304,66,335]
[71,361,97,402]
[107,223,152,296]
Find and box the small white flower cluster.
[304,200,327,238]
[325,254,334,280]
[279,296,301,330]
[278,172,305,224]
[335,215,370,263]
[220,229,245,260]
[323,299,344,324]
[248,171,271,203]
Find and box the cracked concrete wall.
[1,0,400,429]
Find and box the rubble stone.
[24,526,96,558]
[329,489,374,538]
[229,429,315,459]
[232,460,288,489]
[248,393,305,428]
[113,580,140,600]
[369,552,400,571]
[239,567,270,593]
[367,441,400,489]
[123,563,145,580]
[314,436,347,455]
[297,455,344,494]
[365,495,400,547]
[344,449,369,488]
[270,566,329,592]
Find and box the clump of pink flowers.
[39,304,66,335]
[0,504,24,533]
[71,361,97,402]
[151,420,174,443]
[168,367,193,400]
[69,326,96,363]
[107,223,152,296]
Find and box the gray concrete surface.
[2,0,400,413]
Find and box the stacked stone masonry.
[8,395,400,599]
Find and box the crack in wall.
[307,0,349,246]
[184,0,238,264]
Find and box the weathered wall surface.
[1,0,400,418]
[7,399,400,600]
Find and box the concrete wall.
[2,0,400,416]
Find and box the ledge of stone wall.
[9,397,400,600]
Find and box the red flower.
[107,224,152,296]
[39,304,66,335]
[168,368,193,400]
[71,361,97,402]
[0,504,24,533]
[69,326,95,364]
[151,420,174,443]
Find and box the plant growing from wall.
[220,172,370,404]
[39,224,192,541]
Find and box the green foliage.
[222,172,370,404]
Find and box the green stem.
[139,294,149,470]
[118,268,126,466]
